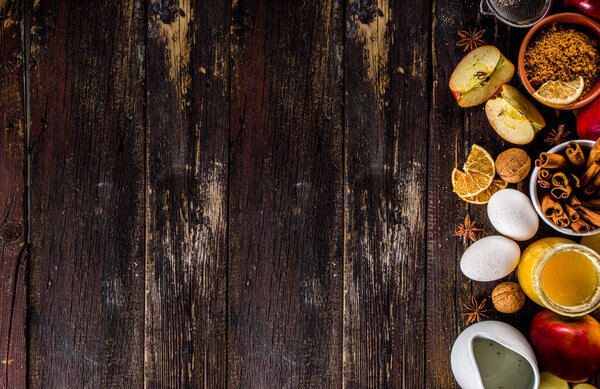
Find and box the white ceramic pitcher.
[451,321,540,389]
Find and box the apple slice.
[539,372,569,389]
[485,84,545,145]
[450,46,501,93]
[449,46,515,108]
[500,84,545,131]
[573,384,597,389]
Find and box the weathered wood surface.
[145,0,228,387]
[426,2,573,388]
[0,0,584,387]
[344,0,429,387]
[28,0,146,387]
[0,1,26,387]
[228,0,344,387]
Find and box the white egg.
[460,235,521,282]
[487,189,539,241]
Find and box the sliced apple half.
[500,84,545,131]
[485,84,545,145]
[449,46,515,108]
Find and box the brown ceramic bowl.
[518,13,600,110]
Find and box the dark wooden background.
[0,0,584,387]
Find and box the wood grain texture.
[228,0,344,387]
[0,1,26,387]
[426,2,555,387]
[426,2,487,386]
[28,0,146,387]
[144,0,229,387]
[343,0,429,387]
[460,1,525,345]
[0,1,582,386]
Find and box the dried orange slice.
[533,76,584,106]
[460,178,507,204]
[452,144,495,197]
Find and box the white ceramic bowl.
[529,139,600,237]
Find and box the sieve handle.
[480,0,495,16]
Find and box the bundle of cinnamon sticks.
[536,139,600,234]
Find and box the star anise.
[454,215,483,245]
[544,124,570,146]
[457,28,486,52]
[463,296,490,324]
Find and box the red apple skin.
[578,97,600,141]
[530,310,600,382]
[564,0,600,19]
[452,89,462,103]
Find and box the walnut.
[495,148,531,184]
[492,281,525,314]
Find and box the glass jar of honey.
[517,237,600,317]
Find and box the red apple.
[578,97,600,141]
[449,46,515,107]
[564,0,600,19]
[530,310,600,382]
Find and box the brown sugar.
[525,23,600,96]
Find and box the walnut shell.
[492,281,525,314]
[495,148,531,184]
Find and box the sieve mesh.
[485,0,551,26]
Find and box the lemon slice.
[533,76,584,106]
[452,145,495,197]
[539,372,569,389]
[460,178,507,204]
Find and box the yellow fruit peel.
[452,145,495,198]
[534,76,584,106]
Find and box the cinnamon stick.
[542,193,564,217]
[583,199,600,209]
[538,180,552,189]
[551,213,571,228]
[592,171,600,187]
[588,139,600,168]
[570,174,581,188]
[585,184,597,197]
[579,206,600,227]
[535,153,570,169]
[564,204,580,222]
[566,142,586,169]
[538,169,551,181]
[551,185,573,199]
[570,196,583,210]
[581,160,600,187]
[571,219,591,233]
[551,172,569,187]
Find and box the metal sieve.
[480,0,552,28]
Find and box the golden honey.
[540,250,598,307]
[517,237,600,316]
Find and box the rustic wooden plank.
[426,1,475,387]
[0,1,26,387]
[144,0,229,387]
[228,0,344,387]
[343,0,429,387]
[427,2,554,387]
[28,0,146,387]
[463,8,529,336]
